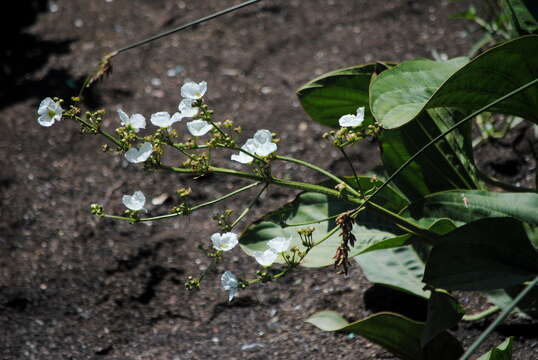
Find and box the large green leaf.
[380,111,480,200]
[421,290,464,347]
[297,63,391,128]
[372,36,538,129]
[355,246,429,298]
[370,58,469,129]
[423,218,538,291]
[306,311,463,360]
[477,337,513,360]
[403,190,538,246]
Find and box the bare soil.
[1,1,536,359]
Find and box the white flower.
[252,129,277,156]
[253,249,278,267]
[267,237,291,253]
[125,142,153,163]
[186,119,213,136]
[118,109,146,132]
[122,191,146,211]
[150,111,183,128]
[339,107,365,127]
[230,138,257,164]
[37,97,63,127]
[181,81,207,100]
[230,129,277,164]
[211,232,239,252]
[221,271,239,302]
[178,98,199,118]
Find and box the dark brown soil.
[1,1,536,359]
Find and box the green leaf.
[476,337,513,360]
[297,63,391,128]
[372,36,538,128]
[485,285,538,320]
[370,58,469,129]
[421,290,464,347]
[507,0,538,35]
[380,112,480,200]
[423,218,538,291]
[355,246,429,298]
[306,311,463,360]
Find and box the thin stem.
[354,77,538,223]
[313,225,340,246]
[459,275,538,360]
[75,116,124,149]
[285,215,338,227]
[230,183,269,228]
[115,0,262,54]
[275,155,362,198]
[338,147,364,196]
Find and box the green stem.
[313,225,340,246]
[462,306,500,322]
[75,116,123,149]
[354,77,538,224]
[338,147,364,196]
[459,275,538,360]
[275,155,362,198]
[230,183,269,229]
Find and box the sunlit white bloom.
[37,97,63,127]
[122,190,146,211]
[230,138,257,164]
[150,111,182,128]
[211,232,239,252]
[178,98,199,118]
[221,271,239,302]
[125,142,153,163]
[267,237,291,253]
[187,119,213,136]
[118,109,146,132]
[252,129,277,156]
[339,107,365,127]
[181,81,207,100]
[253,249,278,267]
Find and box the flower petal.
[130,114,146,131]
[37,114,55,127]
[267,237,291,253]
[221,271,239,302]
[254,142,277,157]
[38,97,54,115]
[170,112,183,124]
[211,232,239,251]
[117,109,130,126]
[178,99,199,117]
[125,142,153,163]
[122,190,146,211]
[231,152,253,164]
[253,129,273,144]
[181,81,207,100]
[254,249,278,267]
[338,114,360,127]
[186,120,212,136]
[150,112,173,127]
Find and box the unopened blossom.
[221,271,239,302]
[150,111,182,128]
[118,109,146,132]
[125,142,153,163]
[211,232,239,252]
[230,138,257,164]
[267,237,291,253]
[186,119,212,136]
[253,249,279,267]
[122,191,146,211]
[37,97,63,127]
[339,107,365,127]
[178,98,199,118]
[181,81,207,100]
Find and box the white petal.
[125,142,153,163]
[254,249,278,267]
[339,114,361,127]
[186,120,212,136]
[355,107,365,121]
[178,98,199,117]
[122,190,146,211]
[220,232,239,251]
[37,114,54,127]
[117,109,130,126]
[150,112,173,127]
[170,112,183,124]
[267,237,290,253]
[181,81,207,100]
[254,142,277,157]
[129,113,146,131]
[231,152,253,164]
[221,271,239,301]
[253,129,273,144]
[38,97,54,115]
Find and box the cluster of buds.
[334,211,357,275]
[298,227,315,249]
